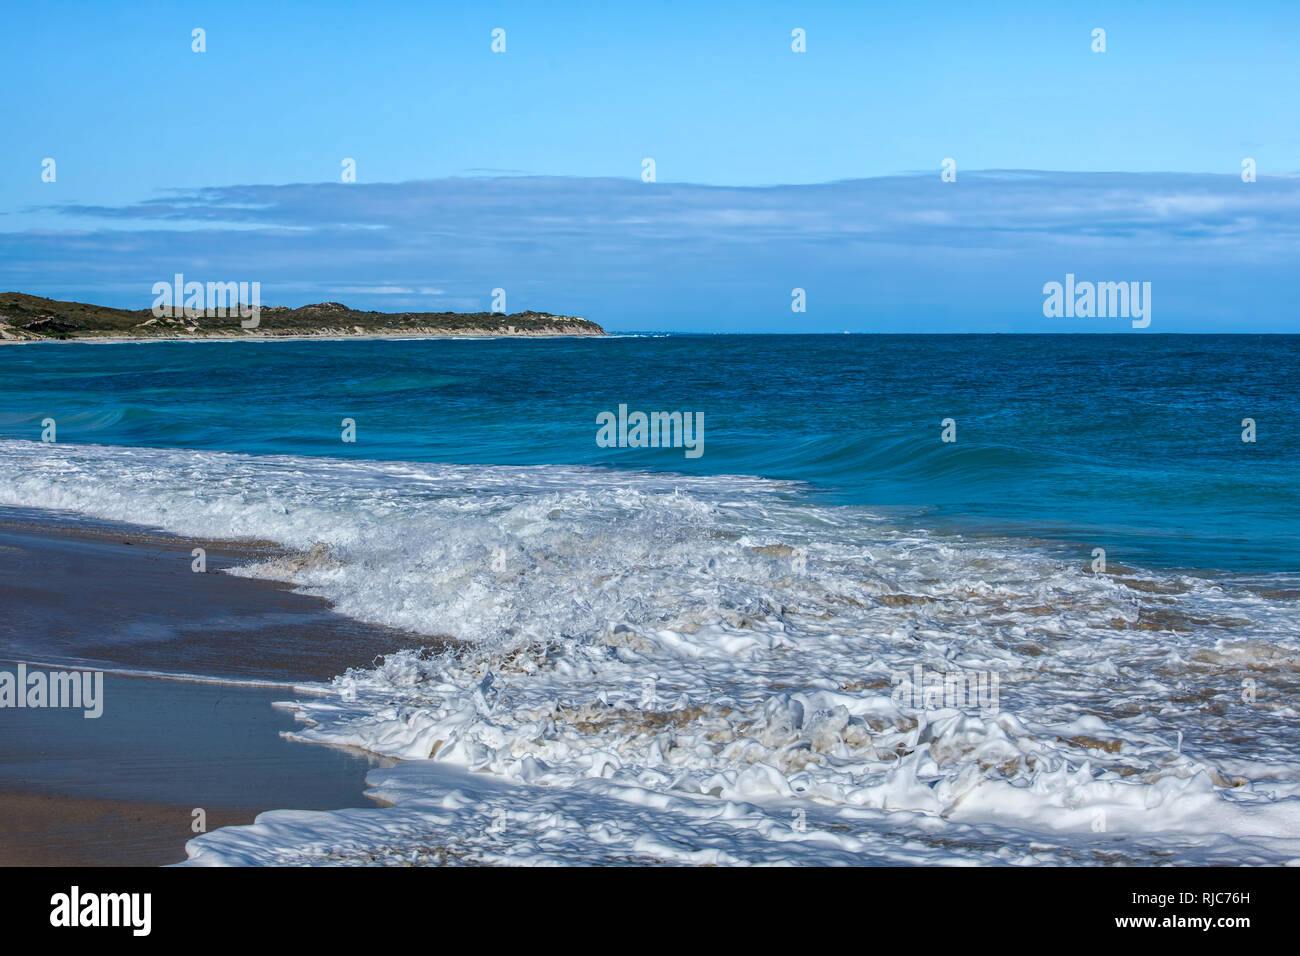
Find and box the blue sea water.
[0,334,1294,573]
[3,333,1300,865]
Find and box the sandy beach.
[0,791,258,866]
[0,330,604,346]
[0,507,423,682]
[0,508,414,864]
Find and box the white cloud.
[332,285,416,294]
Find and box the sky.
[1,0,1296,332]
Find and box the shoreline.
[0,790,262,867]
[0,292,607,343]
[0,506,436,683]
[0,672,397,866]
[0,330,606,345]
[0,507,419,865]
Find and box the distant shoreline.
[0,291,605,342]
[0,330,608,345]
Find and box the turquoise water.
[0,334,1294,572]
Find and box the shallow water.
[0,671,391,816]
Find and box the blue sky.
[1,1,1296,331]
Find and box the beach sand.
[0,509,417,865]
[0,330,602,345]
[0,507,423,682]
[0,791,287,866]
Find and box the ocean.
[1,334,1297,864]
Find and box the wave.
[2,438,1298,865]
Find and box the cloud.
[332,285,418,295]
[3,172,1298,331]
[39,171,1300,247]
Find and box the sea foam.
[2,439,1298,865]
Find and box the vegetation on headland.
[0,292,605,341]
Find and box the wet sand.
[0,506,423,682]
[0,672,398,866]
[0,791,257,866]
[0,508,420,865]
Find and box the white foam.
[2,439,1297,865]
